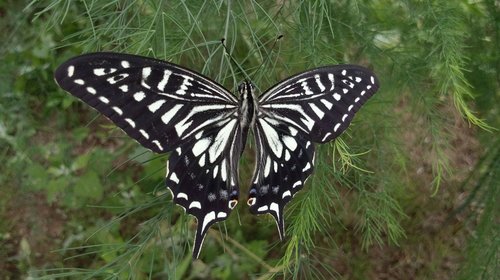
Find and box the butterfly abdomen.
[237,81,257,152]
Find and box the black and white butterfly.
[54,52,379,258]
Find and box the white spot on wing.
[300,116,315,131]
[134,91,146,101]
[328,73,335,90]
[208,119,236,163]
[142,67,152,79]
[370,76,375,84]
[152,140,163,150]
[141,67,152,89]
[112,106,123,115]
[86,87,96,94]
[285,150,291,161]
[221,159,227,181]
[322,132,331,141]
[148,100,166,113]
[342,114,348,122]
[158,70,172,91]
[93,68,106,76]
[282,190,291,198]
[334,123,341,132]
[189,201,201,209]
[139,129,149,139]
[348,105,354,111]
[283,135,298,151]
[341,70,347,75]
[260,119,283,157]
[309,103,325,119]
[99,96,109,104]
[264,156,271,177]
[119,85,128,92]
[199,154,206,167]
[314,74,325,92]
[74,79,84,85]
[201,211,215,233]
[177,192,188,200]
[170,172,180,183]
[176,75,193,95]
[174,119,193,137]
[125,118,135,128]
[121,60,130,68]
[217,212,227,218]
[333,93,341,101]
[192,138,211,157]
[270,202,280,218]
[213,165,218,178]
[302,162,311,172]
[355,97,360,103]
[67,66,74,77]
[321,99,333,109]
[258,205,268,212]
[195,131,203,139]
[161,104,183,125]
[292,181,301,188]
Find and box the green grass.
[0,0,498,279]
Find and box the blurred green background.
[0,0,498,279]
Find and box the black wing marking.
[247,116,315,238]
[166,115,245,258]
[258,65,379,143]
[54,52,238,153]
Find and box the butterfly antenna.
[251,34,283,84]
[220,38,251,83]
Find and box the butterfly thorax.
[238,81,257,134]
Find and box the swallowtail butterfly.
[54,52,379,258]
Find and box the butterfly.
[54,52,379,258]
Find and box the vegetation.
[0,0,497,279]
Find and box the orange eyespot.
[247,197,256,206]
[228,199,238,209]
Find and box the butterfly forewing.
[259,65,379,143]
[54,52,241,258]
[54,52,238,153]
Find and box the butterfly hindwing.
[259,65,379,143]
[166,116,244,258]
[248,116,315,238]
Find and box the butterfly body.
[54,52,379,258]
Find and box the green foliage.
[0,0,497,279]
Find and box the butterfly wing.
[259,65,379,142]
[54,53,242,258]
[54,52,238,153]
[248,116,315,239]
[167,115,245,258]
[250,65,379,236]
